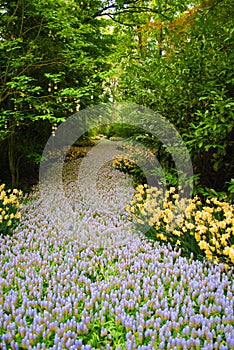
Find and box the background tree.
[0,0,113,187]
[113,0,234,194]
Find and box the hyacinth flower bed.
[1,152,234,349]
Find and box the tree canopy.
[113,0,234,192]
[0,0,233,194]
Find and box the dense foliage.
[113,0,234,194]
[0,0,113,187]
[0,0,233,193]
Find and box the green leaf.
[198,140,203,148]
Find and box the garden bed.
[0,147,233,349]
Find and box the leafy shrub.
[105,123,140,139]
[112,141,159,187]
[195,178,234,204]
[0,184,22,236]
[127,185,234,268]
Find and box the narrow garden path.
[0,141,233,349]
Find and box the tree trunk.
[8,119,18,188]
[137,25,143,52]
[158,26,163,56]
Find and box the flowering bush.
[0,184,22,236]
[113,155,136,171]
[112,155,147,186]
[127,185,234,267]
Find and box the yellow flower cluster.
[187,197,233,264]
[112,155,136,170]
[127,185,234,267]
[0,184,22,234]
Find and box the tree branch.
[104,13,135,27]
[83,4,170,23]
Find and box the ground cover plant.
[0,148,234,349]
